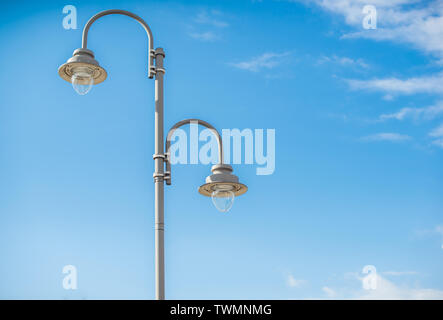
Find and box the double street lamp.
[57,9,247,300]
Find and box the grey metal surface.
[198,164,248,197]
[58,48,107,84]
[81,9,155,78]
[153,47,165,300]
[165,119,224,185]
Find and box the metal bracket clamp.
[149,50,166,77]
[154,49,165,58]
[150,67,166,76]
[164,171,171,185]
[148,49,156,78]
[155,67,166,74]
[151,48,166,76]
[153,154,166,160]
[163,153,171,185]
[153,173,165,182]
[153,154,166,182]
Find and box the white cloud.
[379,102,443,121]
[414,225,443,247]
[294,0,443,149]
[317,55,369,69]
[429,123,443,137]
[349,79,443,149]
[188,31,218,42]
[298,0,416,25]
[299,0,443,60]
[347,73,443,95]
[194,10,229,28]
[324,271,443,299]
[361,133,411,142]
[382,271,418,276]
[356,274,443,300]
[429,123,443,148]
[383,94,395,101]
[229,52,290,72]
[287,274,306,288]
[188,10,229,42]
[322,286,337,298]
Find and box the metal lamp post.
[57,9,247,300]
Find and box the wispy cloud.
[322,271,443,299]
[346,73,443,147]
[414,225,443,248]
[322,286,337,298]
[294,0,443,149]
[317,55,369,69]
[188,31,218,42]
[382,271,419,276]
[429,123,443,137]
[297,0,443,61]
[432,139,443,149]
[229,52,291,72]
[429,123,443,148]
[379,102,443,121]
[194,10,229,28]
[361,132,411,142]
[357,274,443,300]
[188,10,229,42]
[286,274,307,288]
[347,73,443,95]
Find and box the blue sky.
[0,0,443,299]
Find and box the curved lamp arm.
[81,9,155,78]
[165,119,224,185]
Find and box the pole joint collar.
[153,153,166,160]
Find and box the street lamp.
[57,9,247,300]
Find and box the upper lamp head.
[58,48,107,94]
[198,164,248,197]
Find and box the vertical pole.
[154,47,165,300]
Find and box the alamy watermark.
[362,5,377,30]
[362,265,377,290]
[62,265,78,290]
[168,124,275,175]
[62,5,77,30]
